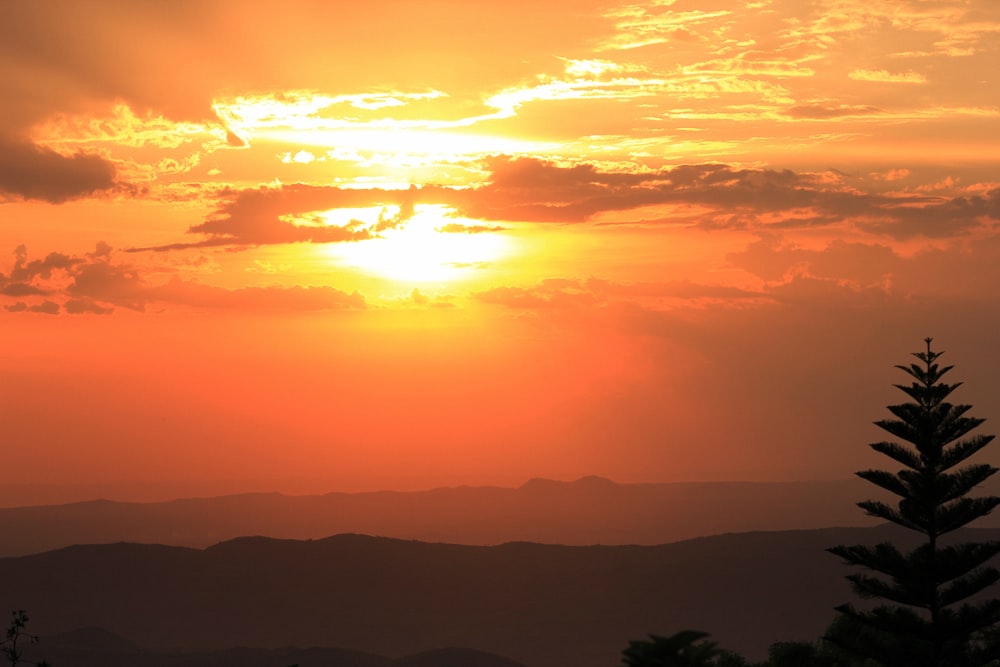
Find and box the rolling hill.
[4,525,983,667]
[20,627,528,667]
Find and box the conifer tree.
[828,338,1000,666]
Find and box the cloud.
[871,168,910,182]
[400,287,454,309]
[454,157,1000,239]
[784,104,882,119]
[0,138,119,203]
[7,244,80,281]
[0,0,607,141]
[0,283,47,297]
[858,187,1000,239]
[113,159,1000,251]
[473,277,765,312]
[145,277,365,311]
[728,235,898,286]
[436,223,507,234]
[599,6,731,50]
[65,261,148,310]
[455,157,822,223]
[475,285,595,310]
[848,69,927,83]
[2,244,366,314]
[129,184,435,251]
[63,298,115,315]
[5,300,60,315]
[726,232,1000,305]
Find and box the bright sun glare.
[322,204,511,283]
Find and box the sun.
[322,204,512,283]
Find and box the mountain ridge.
[27,626,527,667]
[6,524,987,667]
[0,477,897,556]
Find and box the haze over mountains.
[0,476,887,557]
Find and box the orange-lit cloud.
[849,69,927,83]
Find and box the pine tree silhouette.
[828,338,1000,666]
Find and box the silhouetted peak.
[206,534,291,550]
[518,475,617,492]
[206,533,425,555]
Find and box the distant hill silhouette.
[20,626,526,667]
[7,526,994,667]
[0,477,890,556]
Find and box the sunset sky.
[2,0,999,506]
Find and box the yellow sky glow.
[2,0,1000,500]
[319,205,514,283]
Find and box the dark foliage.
[1,610,49,667]
[621,630,743,666]
[828,339,1000,666]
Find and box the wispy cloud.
[849,69,927,83]
[599,5,732,51]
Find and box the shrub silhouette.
[1,610,49,667]
[621,629,751,666]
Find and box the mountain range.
[7,525,990,667]
[20,627,528,667]
[0,476,889,557]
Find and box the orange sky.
[2,0,999,505]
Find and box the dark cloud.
[64,298,114,315]
[727,232,1000,301]
[66,261,148,311]
[730,237,900,289]
[453,157,818,223]
[764,274,892,307]
[452,157,1000,239]
[8,244,80,281]
[116,160,1000,256]
[859,187,1000,239]
[1,282,46,297]
[30,301,62,314]
[0,139,119,203]
[2,243,365,314]
[129,184,438,252]
[15,300,61,315]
